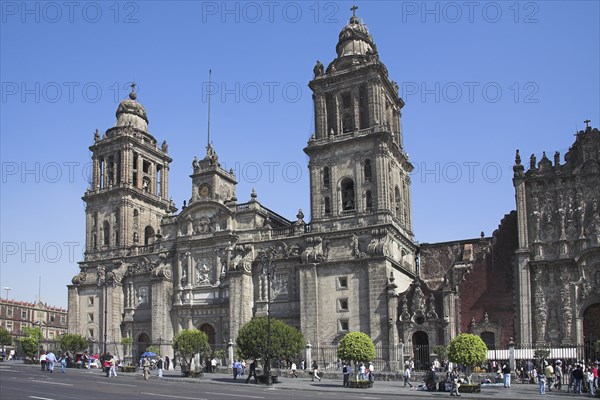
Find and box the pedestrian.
[587,365,595,395]
[537,367,546,395]
[342,362,351,387]
[502,364,511,388]
[164,355,170,370]
[245,359,258,384]
[554,361,562,390]
[573,364,584,394]
[368,361,375,384]
[450,367,460,396]
[232,359,241,379]
[109,357,118,378]
[211,357,217,373]
[40,352,47,372]
[592,363,598,393]
[45,351,57,373]
[403,364,413,388]
[142,356,151,380]
[311,360,321,382]
[59,354,68,373]
[543,362,554,391]
[156,357,163,378]
[290,361,298,378]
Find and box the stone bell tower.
[83,84,176,256]
[305,9,413,239]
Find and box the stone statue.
[554,151,560,166]
[411,283,425,314]
[313,60,324,77]
[161,140,168,153]
[530,154,536,170]
[196,262,211,285]
[94,129,100,143]
[192,156,199,171]
[96,266,105,286]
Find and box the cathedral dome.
[115,86,148,131]
[335,15,376,58]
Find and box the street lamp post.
[260,246,276,387]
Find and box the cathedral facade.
[67,13,600,369]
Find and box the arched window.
[103,221,110,247]
[394,186,401,219]
[199,323,216,347]
[323,167,330,188]
[365,190,373,211]
[144,226,155,246]
[341,178,355,211]
[324,197,331,215]
[481,332,495,350]
[364,159,372,181]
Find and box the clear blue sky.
[1,1,599,308]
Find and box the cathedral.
[67,11,600,369]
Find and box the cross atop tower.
[130,82,136,92]
[584,119,591,128]
[351,4,358,17]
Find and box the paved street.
[0,362,595,400]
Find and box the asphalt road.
[1,362,591,400]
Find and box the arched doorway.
[412,331,430,371]
[583,303,600,361]
[481,332,496,350]
[199,324,216,347]
[137,333,150,360]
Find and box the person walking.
[40,352,47,372]
[109,357,118,378]
[46,351,57,373]
[554,361,562,390]
[587,365,595,396]
[450,367,461,396]
[156,357,163,378]
[368,361,375,384]
[502,364,511,388]
[232,360,241,379]
[164,355,170,371]
[211,357,217,373]
[245,360,258,384]
[403,364,413,388]
[543,362,554,391]
[537,367,546,395]
[142,356,151,380]
[311,360,321,382]
[290,361,298,378]
[342,362,351,387]
[573,364,584,394]
[59,354,68,373]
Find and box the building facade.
[67,12,599,368]
[0,298,68,343]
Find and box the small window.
[60,316,66,324]
[338,277,348,289]
[7,307,13,318]
[87,313,94,322]
[49,332,54,340]
[365,190,373,211]
[21,310,27,319]
[50,314,56,323]
[324,197,331,215]
[88,329,94,338]
[323,167,330,188]
[364,159,372,181]
[6,321,13,332]
[338,299,349,312]
[339,320,349,331]
[88,296,94,306]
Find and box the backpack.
[343,366,348,374]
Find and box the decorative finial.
[515,149,521,165]
[351,4,358,17]
[584,119,591,128]
[129,82,137,100]
[297,209,304,221]
[251,188,257,199]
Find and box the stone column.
[352,87,360,131]
[227,340,234,369]
[136,154,143,189]
[313,94,327,139]
[515,249,532,345]
[299,263,319,345]
[305,342,312,371]
[92,156,100,190]
[163,165,169,200]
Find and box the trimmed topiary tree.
[337,332,376,383]
[172,329,211,376]
[236,316,305,381]
[447,333,487,383]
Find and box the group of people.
[531,360,598,395]
[39,351,68,373]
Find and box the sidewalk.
[159,369,583,399]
